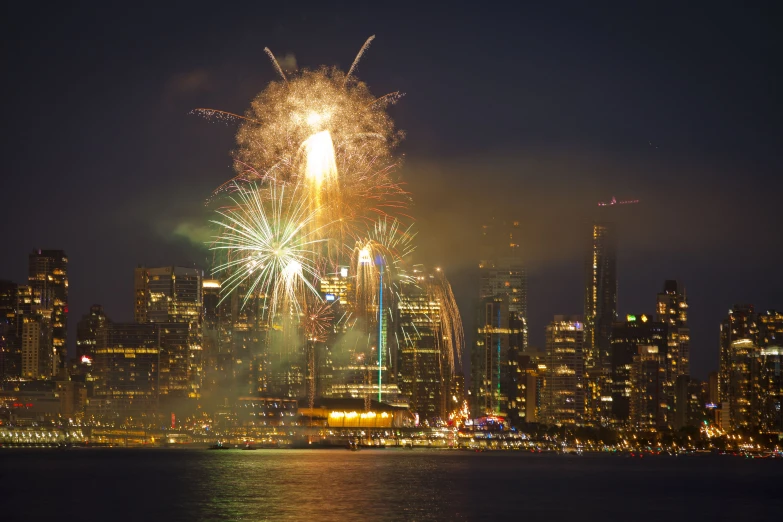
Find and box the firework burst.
[210,181,327,320]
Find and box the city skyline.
[2,6,783,522]
[3,5,781,382]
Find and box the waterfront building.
[0,280,20,380]
[76,305,110,361]
[656,280,690,379]
[92,323,160,425]
[584,222,617,425]
[610,314,666,424]
[21,313,53,380]
[27,250,68,374]
[629,345,665,429]
[471,295,526,421]
[542,316,585,426]
[719,305,759,431]
[134,266,203,398]
[397,266,444,421]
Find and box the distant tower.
[479,218,527,332]
[28,250,68,373]
[473,218,528,421]
[543,316,586,426]
[134,266,203,399]
[718,305,757,431]
[76,305,110,361]
[584,222,617,424]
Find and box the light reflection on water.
[2,449,782,521]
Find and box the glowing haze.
[202,37,464,391]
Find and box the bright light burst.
[210,181,327,319]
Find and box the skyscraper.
[610,314,666,424]
[20,313,52,379]
[656,280,690,379]
[0,280,20,380]
[471,295,526,419]
[629,345,666,429]
[28,250,68,373]
[134,266,203,399]
[397,265,461,422]
[479,218,527,341]
[92,323,160,425]
[719,305,758,431]
[76,305,110,361]
[757,310,783,433]
[584,222,617,425]
[542,316,586,426]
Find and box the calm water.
[2,449,782,521]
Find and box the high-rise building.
[28,250,68,373]
[673,375,706,430]
[542,315,585,426]
[471,295,526,420]
[397,266,443,421]
[719,305,759,431]
[20,313,53,380]
[584,222,617,425]
[656,280,690,379]
[76,305,110,361]
[610,314,666,424]
[757,311,783,433]
[629,345,666,429]
[479,218,527,342]
[134,266,203,399]
[0,280,20,380]
[92,323,160,425]
[395,265,463,422]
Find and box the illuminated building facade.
[719,305,759,431]
[76,305,110,361]
[471,295,525,419]
[629,345,665,429]
[0,280,20,380]
[479,218,528,346]
[397,265,445,422]
[92,323,160,424]
[542,316,585,426]
[673,375,706,430]
[21,313,53,380]
[757,310,783,433]
[28,250,68,374]
[134,266,203,398]
[584,222,617,425]
[610,314,666,424]
[656,280,690,381]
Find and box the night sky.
[2,3,781,379]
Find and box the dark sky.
[2,3,781,379]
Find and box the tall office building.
[542,316,586,426]
[92,323,160,425]
[757,310,783,433]
[471,295,526,419]
[610,314,666,424]
[28,250,68,373]
[0,280,20,380]
[134,266,203,399]
[629,345,666,429]
[76,305,110,361]
[718,305,759,431]
[397,265,458,422]
[656,280,690,379]
[584,222,617,425]
[479,218,527,341]
[20,313,53,379]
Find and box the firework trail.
[346,35,375,80]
